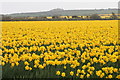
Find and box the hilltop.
[5,8,118,17]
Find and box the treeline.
[0,12,119,21]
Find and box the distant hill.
[5,8,119,17]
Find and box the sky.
[0,0,119,14]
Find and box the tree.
[111,12,118,19]
[72,16,79,19]
[90,14,101,20]
[1,15,12,21]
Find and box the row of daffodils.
[0,20,120,78]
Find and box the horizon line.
[0,8,118,15]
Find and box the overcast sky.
[0,0,119,14]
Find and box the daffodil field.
[0,20,120,78]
